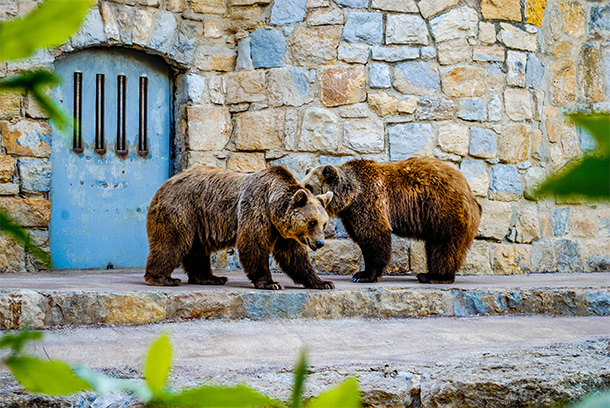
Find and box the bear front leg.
[349,221,392,283]
[273,237,334,289]
[238,239,283,290]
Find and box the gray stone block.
[17,158,51,194]
[490,164,522,195]
[578,127,597,152]
[335,0,368,7]
[458,98,487,121]
[319,156,357,166]
[342,11,383,45]
[554,239,583,273]
[371,45,418,62]
[338,43,370,63]
[236,38,253,70]
[169,21,203,64]
[395,61,440,91]
[251,29,286,68]
[149,11,177,53]
[553,207,570,237]
[470,128,497,158]
[414,97,454,121]
[525,54,545,89]
[270,0,307,26]
[590,4,610,37]
[389,123,432,161]
[368,63,391,88]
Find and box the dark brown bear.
[301,158,482,284]
[145,165,335,290]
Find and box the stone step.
[1,315,609,407]
[1,271,609,328]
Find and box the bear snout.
[315,240,325,249]
[306,238,324,251]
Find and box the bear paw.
[308,280,335,289]
[188,275,228,285]
[145,276,182,286]
[351,272,377,283]
[416,273,455,284]
[255,281,284,290]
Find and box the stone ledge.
[1,271,609,328]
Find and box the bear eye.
[305,184,313,192]
[308,220,317,228]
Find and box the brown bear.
[301,158,482,284]
[144,165,335,290]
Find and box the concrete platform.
[1,271,609,328]
[1,316,610,407]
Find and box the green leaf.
[305,378,361,408]
[0,0,94,61]
[159,384,282,408]
[145,332,172,398]
[0,70,69,130]
[74,365,153,402]
[0,329,43,354]
[6,356,92,395]
[0,210,50,267]
[567,113,610,153]
[534,156,610,200]
[291,350,308,408]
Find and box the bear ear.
[322,165,338,181]
[316,191,333,208]
[291,189,308,208]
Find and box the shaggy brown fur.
[301,158,482,284]
[145,165,334,290]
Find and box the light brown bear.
[145,165,335,290]
[301,158,482,284]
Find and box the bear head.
[275,189,333,251]
[301,165,356,216]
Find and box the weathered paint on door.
[51,48,171,269]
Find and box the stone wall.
[0,0,609,275]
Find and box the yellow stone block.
[525,0,547,27]
[560,1,585,38]
[481,0,521,22]
[101,293,167,325]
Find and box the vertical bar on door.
[72,72,83,153]
[138,76,149,157]
[94,73,106,155]
[116,74,128,158]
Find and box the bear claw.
[188,276,228,285]
[255,281,284,290]
[351,272,376,283]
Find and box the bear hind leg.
[417,241,463,284]
[144,247,183,286]
[183,240,228,286]
[352,229,392,283]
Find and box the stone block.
[499,23,538,52]
[132,8,155,46]
[308,0,330,7]
[500,124,529,164]
[368,63,391,88]
[414,97,454,120]
[550,60,576,104]
[554,239,583,273]
[516,202,540,243]
[472,46,505,63]
[342,11,383,45]
[335,0,368,7]
[149,11,178,53]
[100,3,120,42]
[458,98,487,121]
[0,157,15,183]
[488,94,502,122]
[489,164,522,201]
[486,64,505,91]
[560,1,585,38]
[438,39,470,65]
[17,159,51,194]
[235,109,284,151]
[525,54,545,89]
[169,20,203,65]
[580,44,604,103]
[492,244,531,275]
[460,240,492,275]
[299,107,340,153]
[460,159,490,197]
[441,66,485,97]
[225,70,266,104]
[0,197,51,227]
[526,0,547,27]
[590,4,610,37]
[288,26,342,67]
[569,206,599,238]
[553,207,570,237]
[193,45,236,72]
[344,118,385,153]
[338,43,370,63]
[236,38,253,71]
[250,29,286,69]
[394,62,440,96]
[268,67,314,107]
[386,14,428,45]
[0,121,51,158]
[430,6,478,43]
[479,22,497,45]
[307,8,343,26]
[531,240,555,272]
[504,88,533,121]
[409,240,427,274]
[270,0,307,25]
[187,106,232,151]
[203,16,223,38]
[319,65,366,107]
[71,8,106,48]
[227,153,266,173]
[481,0,521,22]
[339,103,373,118]
[418,0,458,19]
[188,0,226,14]
[421,46,436,59]
[506,51,527,87]
[314,239,362,275]
[470,128,497,159]
[100,293,167,325]
[188,152,225,168]
[0,235,24,273]
[0,91,21,120]
[389,123,433,160]
[225,5,267,33]
[270,154,316,181]
[438,122,469,156]
[397,96,419,114]
[0,184,19,196]
[368,92,398,116]
[478,199,513,240]
[371,46,418,62]
[582,238,610,272]
[372,0,417,13]
[387,236,410,275]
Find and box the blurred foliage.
[535,113,610,201]
[0,210,50,267]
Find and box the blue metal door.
[51,48,171,269]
